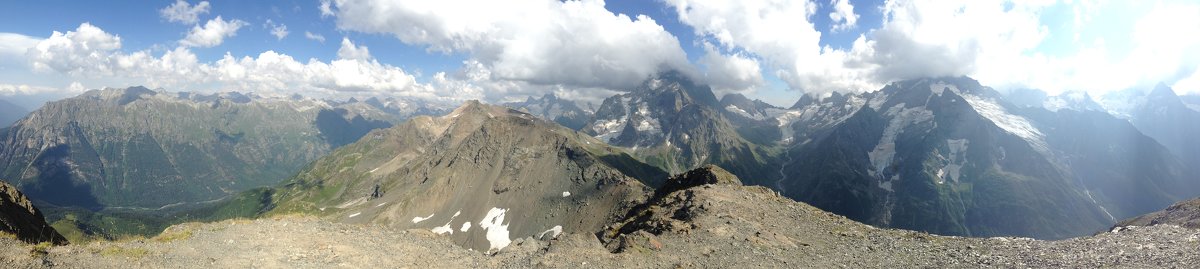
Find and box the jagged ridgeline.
[268,101,666,252]
[503,93,593,131]
[0,87,409,211]
[582,71,777,185]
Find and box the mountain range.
[503,93,593,130]
[0,87,407,210]
[0,87,455,239]
[0,71,1195,249]
[498,73,1200,239]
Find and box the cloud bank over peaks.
[668,0,1200,96]
[21,23,473,102]
[699,44,764,96]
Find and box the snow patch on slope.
[726,105,766,120]
[633,102,662,135]
[431,224,454,235]
[538,225,563,240]
[412,213,434,223]
[479,207,512,252]
[961,94,1048,152]
[591,96,634,143]
[939,139,969,184]
[769,94,865,144]
[431,211,462,235]
[772,109,805,143]
[869,103,934,185]
[930,81,959,95]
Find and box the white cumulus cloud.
[699,43,763,95]
[868,0,1049,85]
[27,23,123,75]
[665,0,1059,94]
[304,31,326,43]
[326,0,692,90]
[180,16,247,48]
[829,0,858,32]
[668,0,1200,97]
[24,23,464,101]
[319,0,335,18]
[160,0,211,25]
[336,38,371,61]
[266,20,289,40]
[666,0,877,94]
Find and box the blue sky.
[1,0,1198,108]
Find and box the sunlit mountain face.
[0,1,1198,267]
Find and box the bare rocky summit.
[2,167,1197,268]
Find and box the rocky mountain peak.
[1043,90,1106,112]
[1146,82,1184,106]
[789,93,819,109]
[77,86,159,105]
[503,93,592,130]
[640,70,719,108]
[720,93,751,105]
[879,76,991,98]
[444,100,510,120]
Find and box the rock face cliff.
[0,180,66,245]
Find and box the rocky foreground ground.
[2,177,1198,268]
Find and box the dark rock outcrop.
[602,165,745,250]
[0,181,67,245]
[654,164,741,198]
